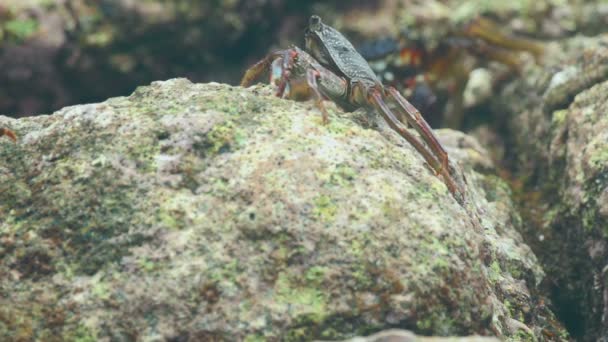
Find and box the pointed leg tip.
[1,128,17,142]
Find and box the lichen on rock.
[491,33,608,341]
[0,79,566,340]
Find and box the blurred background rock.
[2,0,606,120]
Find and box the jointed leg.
[242,49,330,124]
[366,88,459,196]
[240,50,289,89]
[0,128,16,142]
[305,69,330,124]
[386,87,449,173]
[275,50,298,98]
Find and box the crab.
[241,15,462,200]
[0,128,16,142]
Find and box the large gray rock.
[0,79,566,340]
[491,34,608,341]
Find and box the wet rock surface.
[0,79,566,340]
[490,34,608,341]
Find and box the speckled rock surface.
[491,34,608,341]
[317,329,500,342]
[0,79,566,340]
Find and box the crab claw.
[0,128,17,142]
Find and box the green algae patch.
[244,334,266,342]
[488,261,503,284]
[199,120,247,155]
[63,324,98,342]
[588,141,608,170]
[4,18,38,40]
[157,190,203,230]
[324,115,354,135]
[313,194,338,223]
[328,164,357,187]
[305,266,329,285]
[274,272,329,324]
[551,109,568,127]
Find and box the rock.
[316,329,500,342]
[491,34,608,341]
[0,79,566,340]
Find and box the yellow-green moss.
[274,272,328,323]
[305,266,328,285]
[551,109,568,127]
[589,144,608,169]
[64,324,98,342]
[91,280,111,301]
[511,329,536,342]
[4,19,38,40]
[204,121,246,155]
[313,194,338,222]
[156,190,201,230]
[244,334,266,342]
[328,164,357,187]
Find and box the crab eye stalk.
[308,15,323,32]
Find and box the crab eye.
[309,15,322,32]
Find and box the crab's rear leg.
[0,128,16,142]
[386,87,449,173]
[360,85,460,197]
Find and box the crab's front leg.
[242,47,348,125]
[0,128,16,142]
[241,50,293,97]
[385,87,449,173]
[352,82,462,198]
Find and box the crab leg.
[305,69,330,124]
[365,86,459,195]
[0,128,16,142]
[386,87,449,173]
[275,50,299,98]
[240,50,287,88]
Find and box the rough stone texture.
[317,329,499,342]
[0,79,566,340]
[491,34,608,341]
